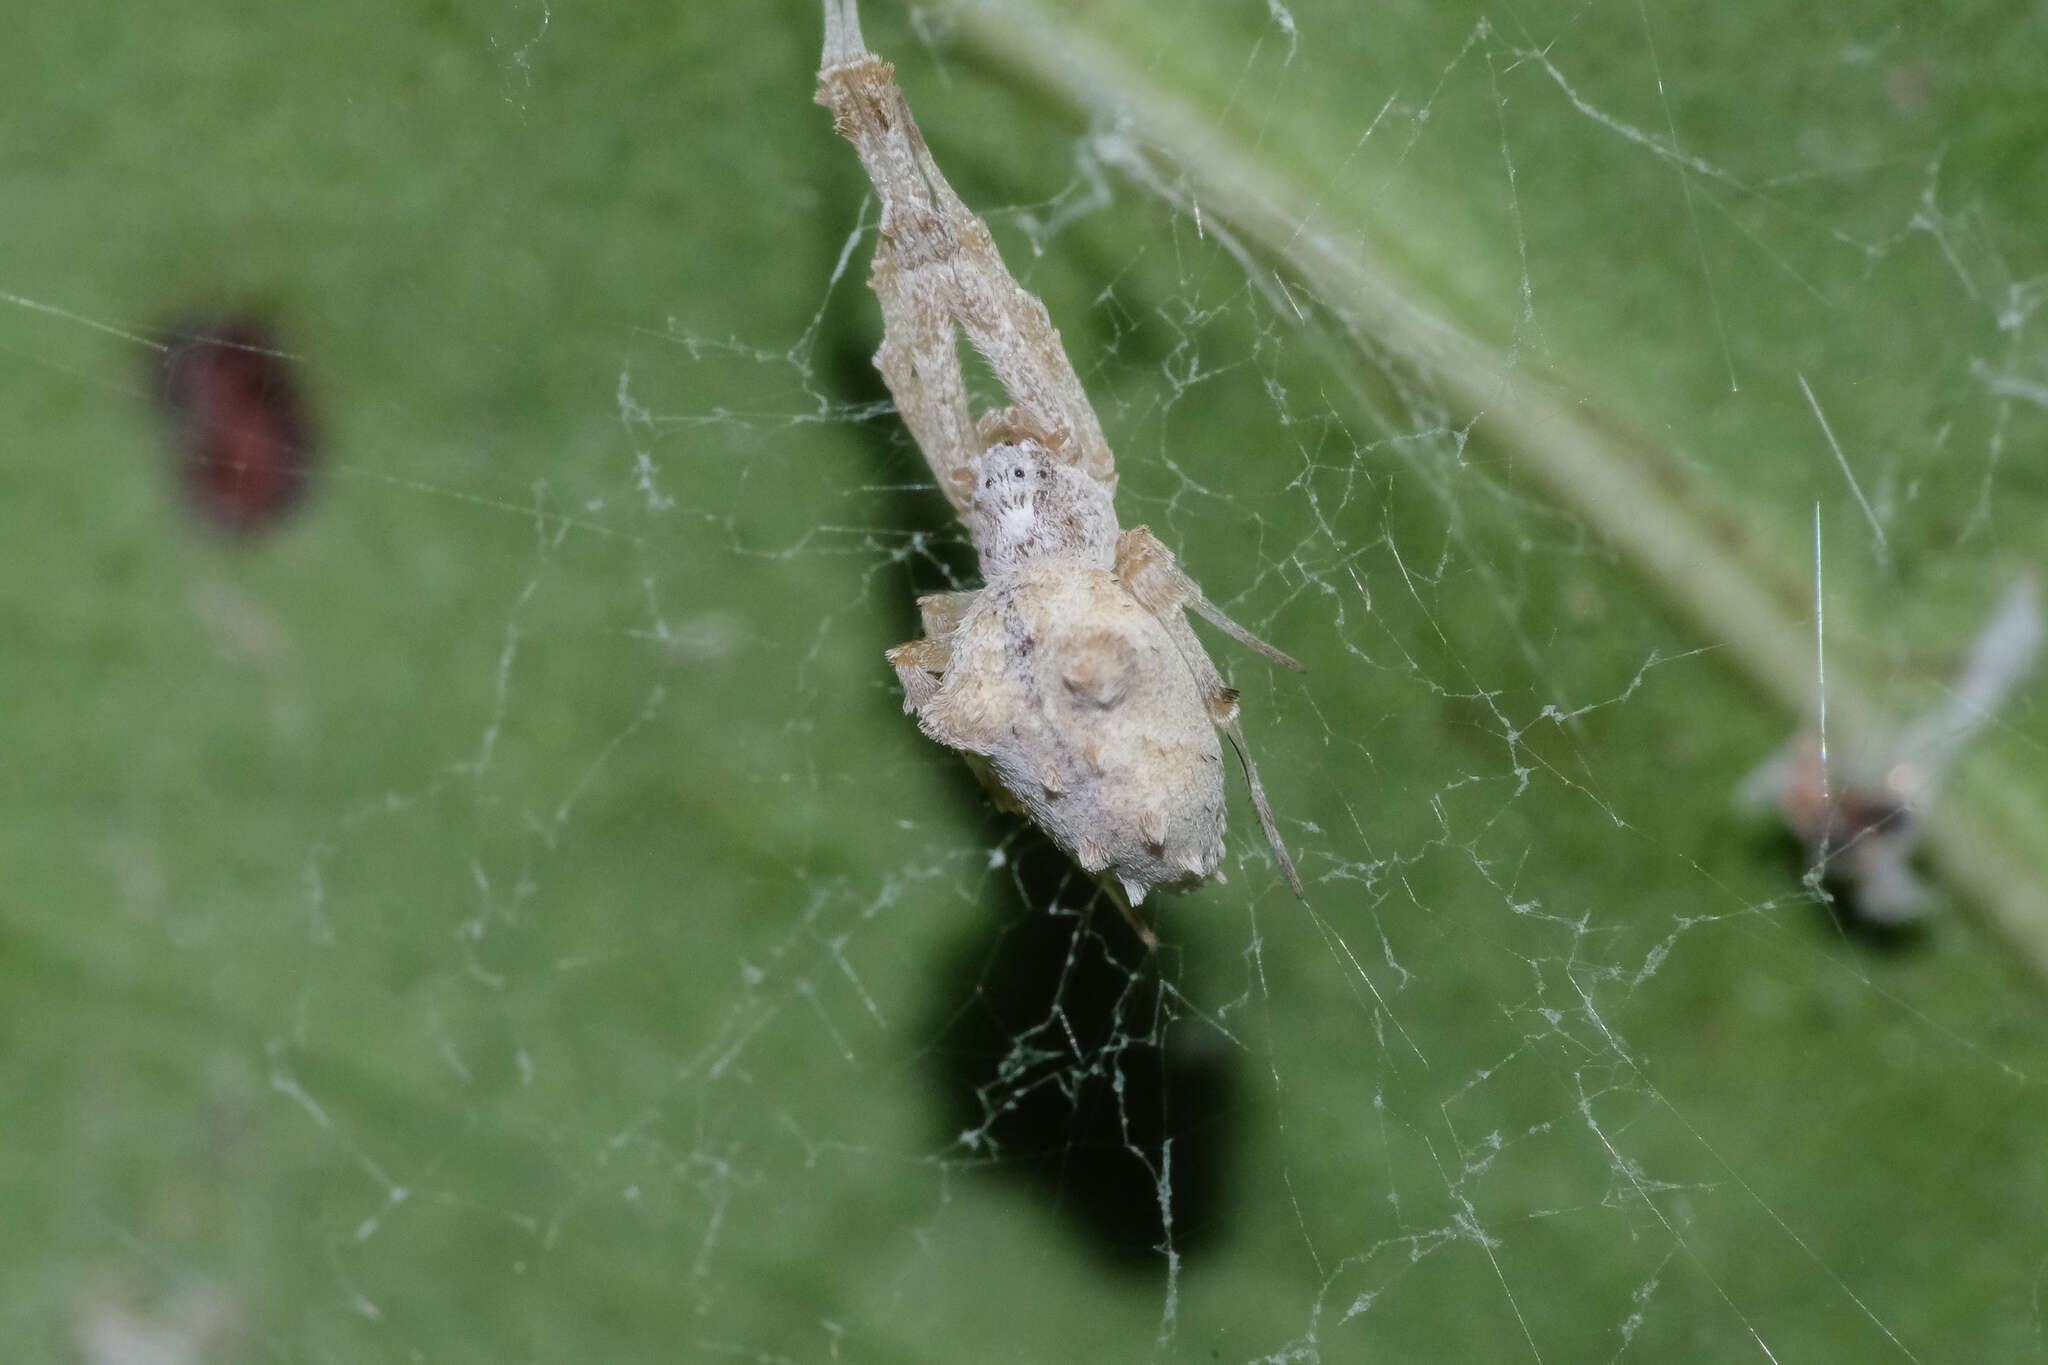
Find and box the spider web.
[12,1,2048,1361]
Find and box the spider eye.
[1013,467,1025,479]
[1038,468,1049,479]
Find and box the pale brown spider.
[817,0,1304,942]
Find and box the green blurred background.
[6,0,2048,1359]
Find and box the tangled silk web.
[66,2,2048,1362]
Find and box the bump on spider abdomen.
[1060,629,1136,709]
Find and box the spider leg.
[946,230,1118,488]
[915,589,977,638]
[820,0,867,68]
[883,590,979,714]
[870,260,980,517]
[817,8,1117,512]
[1116,526,1305,897]
[885,635,948,713]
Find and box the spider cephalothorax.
[817,0,1302,940]
[968,439,1118,573]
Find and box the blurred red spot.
[155,320,313,532]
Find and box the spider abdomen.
[918,556,1228,904]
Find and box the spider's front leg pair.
[817,3,1114,513]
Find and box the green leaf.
[6,0,2046,1360]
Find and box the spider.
[816,0,1303,942]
